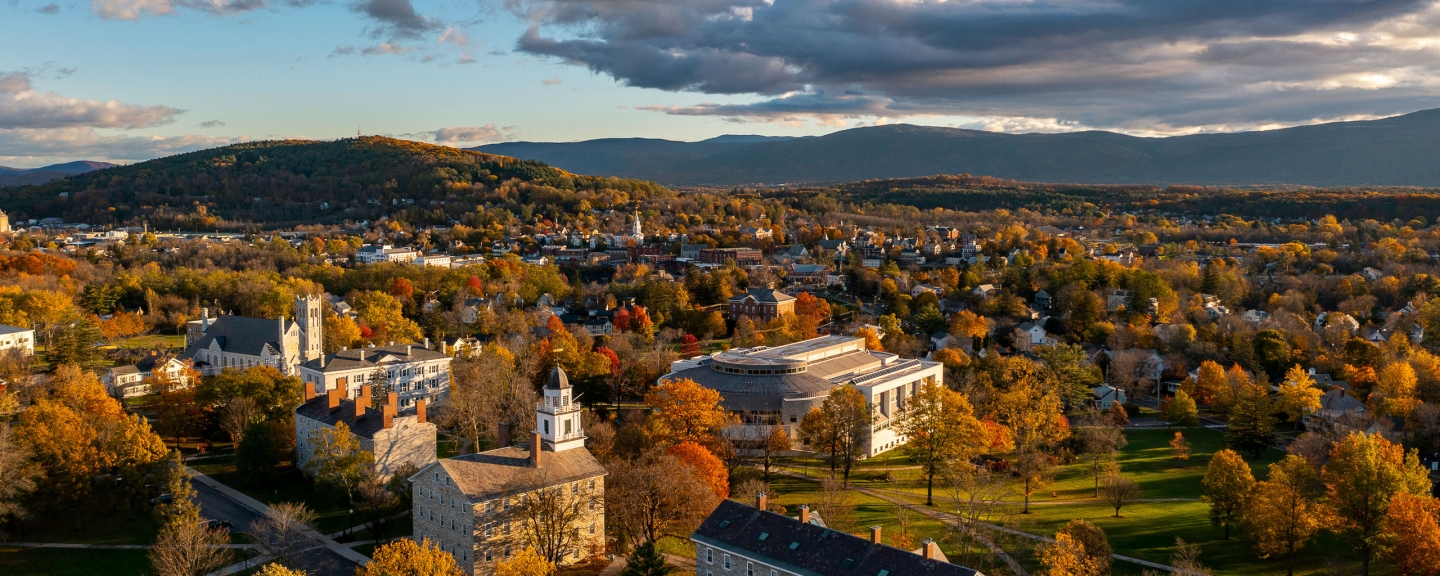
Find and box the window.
[434,472,439,482]
[445,477,451,487]
[706,548,713,564]
[485,549,492,562]
[486,501,493,514]
[747,563,754,576]
[484,523,492,537]
[589,522,595,535]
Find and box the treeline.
[0,137,669,229]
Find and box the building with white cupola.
[408,366,606,574]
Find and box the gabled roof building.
[692,496,982,576]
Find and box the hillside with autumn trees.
[0,137,668,229]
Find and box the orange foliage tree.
[668,440,729,499]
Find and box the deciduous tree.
[818,385,873,486]
[1202,448,1254,539]
[895,381,985,505]
[1163,390,1199,427]
[304,421,374,501]
[1169,431,1191,461]
[1379,492,1440,576]
[1322,431,1432,576]
[1276,365,1322,431]
[645,378,737,448]
[1226,382,1276,458]
[358,538,463,576]
[1102,473,1140,517]
[1245,455,1322,576]
[669,441,728,499]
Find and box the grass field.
[774,427,1376,576]
[197,455,368,535]
[0,547,152,576]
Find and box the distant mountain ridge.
[0,161,118,187]
[477,109,1440,187]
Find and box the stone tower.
[536,366,586,452]
[295,294,324,363]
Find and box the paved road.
[192,478,358,576]
[1130,393,1229,430]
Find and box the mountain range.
[477,109,1440,187]
[0,161,118,187]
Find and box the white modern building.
[356,244,420,264]
[298,343,452,408]
[663,335,944,458]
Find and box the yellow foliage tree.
[1039,532,1106,576]
[1322,431,1432,576]
[1375,362,1419,417]
[494,546,556,576]
[1246,455,1322,576]
[895,381,985,506]
[1379,492,1440,576]
[1276,365,1322,430]
[357,538,464,576]
[1201,448,1254,540]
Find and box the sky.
[5,0,1440,167]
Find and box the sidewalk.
[187,467,372,568]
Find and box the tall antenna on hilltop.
[357,127,361,138]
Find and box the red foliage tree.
[680,334,701,358]
[669,440,729,499]
[389,277,414,299]
[613,308,631,332]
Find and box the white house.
[0,325,34,356]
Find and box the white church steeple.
[631,208,643,243]
[536,366,586,452]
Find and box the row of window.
[702,547,782,576]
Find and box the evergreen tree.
[1227,382,1277,457]
[621,542,672,576]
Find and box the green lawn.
[13,508,161,546]
[773,427,1375,576]
[200,457,365,535]
[0,547,152,576]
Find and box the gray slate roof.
[435,444,605,502]
[300,344,448,373]
[730,287,796,304]
[693,499,980,576]
[183,315,290,358]
[295,395,412,439]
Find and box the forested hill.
[479,108,1440,187]
[0,137,667,228]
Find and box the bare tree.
[505,469,604,564]
[605,452,717,551]
[149,519,232,576]
[250,502,317,569]
[356,470,399,539]
[220,397,259,445]
[943,465,1027,576]
[442,353,537,454]
[1101,474,1140,518]
[808,479,856,535]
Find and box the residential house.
[1307,389,1368,431]
[1091,385,1126,410]
[103,354,196,399]
[0,325,34,356]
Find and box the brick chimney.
[386,391,398,409]
[304,381,316,401]
[354,397,366,419]
[416,399,427,424]
[921,539,937,560]
[798,505,809,524]
[498,422,512,448]
[360,384,372,406]
[382,404,396,429]
[530,432,542,468]
[327,387,342,411]
[869,526,882,545]
[755,492,767,511]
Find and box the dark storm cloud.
[354,0,441,39]
[509,0,1440,131]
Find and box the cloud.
[353,0,440,40]
[0,71,183,130]
[542,76,561,86]
[0,127,236,164]
[90,0,282,19]
[405,125,514,145]
[37,4,59,13]
[508,0,1440,133]
[437,26,469,47]
[199,120,225,128]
